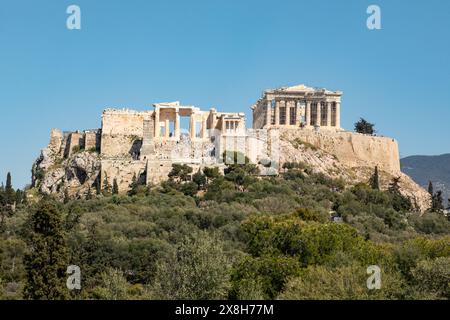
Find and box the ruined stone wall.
[279,128,401,174]
[101,109,152,158]
[100,159,147,192]
[85,131,101,152]
[252,101,266,129]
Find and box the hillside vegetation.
[0,159,449,300]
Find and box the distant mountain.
[401,154,450,205]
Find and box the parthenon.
[251,84,342,130]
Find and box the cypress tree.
[112,179,119,195]
[63,188,70,204]
[23,198,69,300]
[128,174,138,196]
[431,190,444,213]
[102,175,112,196]
[95,175,101,195]
[5,172,15,204]
[86,187,93,200]
[428,181,434,196]
[369,166,380,190]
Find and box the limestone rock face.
[32,124,431,212]
[278,130,431,212]
[32,142,101,200]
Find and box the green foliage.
[1,155,450,300]
[279,264,405,300]
[4,173,15,205]
[369,166,380,190]
[152,232,232,300]
[92,268,130,300]
[409,213,450,235]
[410,257,450,299]
[291,138,318,151]
[23,198,69,299]
[168,164,193,182]
[231,255,301,299]
[102,175,112,196]
[354,118,375,135]
[112,179,119,195]
[192,170,206,189]
[203,167,221,180]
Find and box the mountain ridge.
[401,154,450,205]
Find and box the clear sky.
[1,0,449,188]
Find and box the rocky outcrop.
[32,126,431,212]
[32,130,101,200]
[278,130,431,212]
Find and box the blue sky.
[1,0,450,188]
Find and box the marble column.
[327,102,332,127]
[174,109,180,139]
[285,100,291,126]
[266,100,272,127]
[190,113,196,138]
[335,102,341,129]
[154,107,160,138]
[305,101,311,127]
[165,119,170,138]
[274,101,280,126]
[296,101,301,126]
[202,116,208,139]
[316,102,321,126]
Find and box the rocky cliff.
[278,129,431,212]
[32,127,431,211]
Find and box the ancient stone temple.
[251,84,342,130]
[36,83,430,207]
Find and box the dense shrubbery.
[0,163,449,300]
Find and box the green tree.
[431,191,444,213]
[192,170,206,190]
[86,187,93,200]
[168,164,193,182]
[203,167,221,182]
[388,176,412,212]
[410,257,450,299]
[278,264,405,300]
[112,179,119,195]
[369,166,380,190]
[63,188,70,204]
[94,175,101,195]
[128,173,138,196]
[23,198,69,299]
[4,172,15,205]
[428,181,434,196]
[153,232,232,299]
[354,118,375,135]
[93,268,130,300]
[102,174,112,196]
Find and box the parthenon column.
[335,102,341,129]
[154,107,160,138]
[326,102,332,127]
[174,109,180,139]
[285,101,291,126]
[305,101,311,127]
[296,101,301,126]
[266,100,272,127]
[274,101,280,126]
[316,102,321,127]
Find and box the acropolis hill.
[32,84,431,211]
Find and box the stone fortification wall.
[100,109,152,158]
[279,128,401,174]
